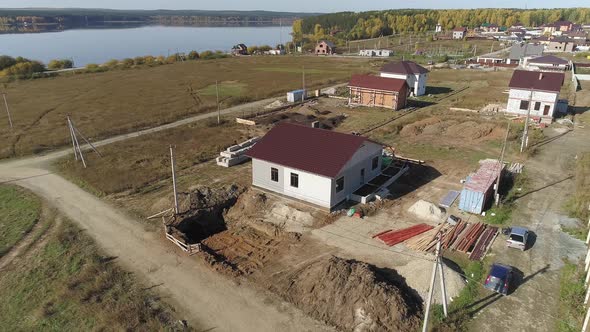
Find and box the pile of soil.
[399,117,441,137]
[273,256,422,332]
[446,121,496,139]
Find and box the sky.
[0,1,588,13]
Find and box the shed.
[287,89,307,102]
[459,160,503,214]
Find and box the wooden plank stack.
[403,220,499,261]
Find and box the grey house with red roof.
[379,61,429,96]
[506,70,565,120]
[246,123,383,209]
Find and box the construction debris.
[507,162,524,174]
[374,224,434,247]
[272,256,423,332]
[216,137,260,167]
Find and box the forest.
[293,8,590,42]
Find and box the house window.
[372,156,379,170]
[534,102,541,111]
[336,177,344,193]
[290,173,299,188]
[520,100,529,110]
[271,167,278,182]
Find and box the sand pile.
[273,256,422,332]
[408,200,445,223]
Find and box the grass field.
[0,56,378,159]
[0,217,188,331]
[0,186,41,257]
[55,119,253,195]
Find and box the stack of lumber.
[374,224,434,247]
[403,220,499,261]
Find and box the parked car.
[484,263,514,295]
[506,226,529,251]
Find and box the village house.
[545,36,576,52]
[231,44,248,56]
[542,20,575,34]
[524,55,570,71]
[480,23,499,33]
[315,40,336,55]
[380,61,429,96]
[453,27,467,39]
[505,70,565,121]
[348,74,408,110]
[507,43,544,65]
[246,122,383,209]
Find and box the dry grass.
[55,120,255,195]
[0,217,190,331]
[0,185,41,257]
[0,56,377,159]
[427,69,513,110]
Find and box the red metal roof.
[453,27,467,32]
[380,61,429,75]
[508,70,564,93]
[464,160,503,193]
[246,122,376,178]
[348,74,407,93]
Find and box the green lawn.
[0,186,41,257]
[0,219,187,330]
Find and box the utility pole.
[170,145,179,215]
[216,80,221,124]
[67,116,86,168]
[520,89,533,153]
[422,234,448,332]
[302,66,306,102]
[2,93,13,129]
[495,122,511,206]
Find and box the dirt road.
[0,164,332,331]
[0,93,347,331]
[470,125,589,331]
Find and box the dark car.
[484,263,513,295]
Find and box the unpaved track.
[0,94,343,331]
[470,125,589,332]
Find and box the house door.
[360,169,365,185]
[543,105,550,116]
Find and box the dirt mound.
[400,117,441,137]
[421,120,459,136]
[446,121,496,139]
[224,189,269,222]
[273,256,422,332]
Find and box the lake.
[0,25,292,66]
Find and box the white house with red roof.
[379,61,429,96]
[246,123,384,209]
[506,70,565,121]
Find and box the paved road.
[0,93,343,331]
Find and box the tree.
[0,55,16,71]
[187,50,199,60]
[121,58,134,68]
[47,59,73,70]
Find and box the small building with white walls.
[380,61,429,96]
[506,70,565,121]
[246,122,383,209]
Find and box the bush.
[165,55,178,64]
[133,56,145,66]
[121,58,134,68]
[187,50,199,60]
[2,61,45,78]
[104,59,119,68]
[47,59,73,70]
[0,55,17,70]
[85,63,106,73]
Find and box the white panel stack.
[216,137,260,167]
